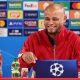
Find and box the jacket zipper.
[53,45,56,60]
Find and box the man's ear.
[64,15,67,23]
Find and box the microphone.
[52,39,56,46]
[50,38,56,60]
[48,34,56,46]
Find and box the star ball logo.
[70,2,80,10]
[50,63,64,77]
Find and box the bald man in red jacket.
[18,3,80,77]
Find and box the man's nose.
[49,20,54,25]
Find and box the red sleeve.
[76,37,80,72]
[73,37,80,72]
[20,37,30,53]
[74,37,80,60]
[18,36,33,71]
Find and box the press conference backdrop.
[0,0,80,78]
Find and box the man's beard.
[46,29,59,35]
[46,25,61,35]
[48,31,58,35]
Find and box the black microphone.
[48,34,56,46]
[52,39,56,46]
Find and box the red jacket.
[18,27,80,71]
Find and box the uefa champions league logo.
[50,63,64,77]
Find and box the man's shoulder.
[64,28,79,40]
[62,28,80,46]
[67,29,78,37]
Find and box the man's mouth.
[48,26,56,30]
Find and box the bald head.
[45,3,64,13]
[44,3,66,35]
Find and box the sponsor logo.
[71,20,80,26]
[23,2,38,10]
[0,11,7,18]
[0,0,7,1]
[70,20,80,29]
[70,2,80,10]
[8,2,22,10]
[39,11,44,19]
[0,20,7,27]
[24,20,38,28]
[0,28,7,37]
[72,31,80,35]
[39,20,45,29]
[24,0,38,1]
[39,0,53,1]
[39,2,53,10]
[24,29,38,36]
[65,11,69,19]
[50,63,64,76]
[24,11,38,19]
[70,10,80,19]
[8,29,22,36]
[54,2,69,10]
[0,2,7,9]
[8,10,23,19]
[8,0,22,1]
[8,20,23,27]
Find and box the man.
[18,3,80,76]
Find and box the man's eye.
[52,18,59,21]
[45,18,50,21]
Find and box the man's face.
[44,9,65,35]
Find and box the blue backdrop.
[0,37,27,77]
[0,0,80,78]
